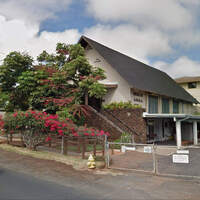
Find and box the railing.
[102,109,140,137]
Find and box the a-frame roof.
[79,36,198,104]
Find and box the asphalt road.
[1,148,200,200]
[0,168,94,200]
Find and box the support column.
[176,121,182,149]
[193,121,198,145]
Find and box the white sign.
[172,154,189,164]
[121,145,126,153]
[132,92,145,108]
[121,146,136,153]
[126,146,136,151]
[144,146,152,153]
[177,150,189,154]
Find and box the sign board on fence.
[177,150,189,154]
[144,146,152,153]
[121,146,136,153]
[125,146,136,151]
[121,146,126,153]
[172,154,189,164]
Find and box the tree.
[0,52,33,111]
[0,51,33,92]
[0,43,107,117]
[36,43,107,110]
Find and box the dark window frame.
[162,98,170,114]
[148,95,158,114]
[173,100,179,114]
[188,82,197,89]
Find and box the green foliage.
[103,101,142,110]
[120,132,133,143]
[0,52,33,111]
[0,42,106,123]
[0,51,33,92]
[193,111,200,115]
[56,107,76,123]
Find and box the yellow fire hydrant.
[87,154,96,169]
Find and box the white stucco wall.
[180,82,200,105]
[85,47,146,106]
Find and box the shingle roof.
[175,76,200,84]
[79,36,199,104]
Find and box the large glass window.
[162,98,169,113]
[148,95,158,113]
[173,100,179,113]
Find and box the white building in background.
[175,76,200,108]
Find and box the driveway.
[0,149,200,200]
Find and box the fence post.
[48,139,52,148]
[82,137,86,159]
[64,137,68,155]
[20,133,23,147]
[153,143,157,175]
[9,133,13,143]
[104,135,109,168]
[61,136,65,155]
[6,133,9,144]
[93,139,96,157]
[111,144,114,155]
[78,137,81,153]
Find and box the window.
[188,82,197,89]
[181,103,184,113]
[173,100,179,114]
[148,95,158,113]
[162,98,169,113]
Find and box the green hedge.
[103,101,142,110]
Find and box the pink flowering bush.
[2,110,109,150]
[3,111,70,149]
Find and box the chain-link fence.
[105,142,156,174]
[104,138,200,179]
[156,146,200,178]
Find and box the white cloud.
[154,57,200,78]
[84,24,172,63]
[0,15,80,60]
[0,0,72,24]
[86,0,194,31]
[85,0,200,49]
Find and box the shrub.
[3,111,71,150]
[103,101,142,110]
[0,110,110,150]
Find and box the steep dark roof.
[79,36,198,104]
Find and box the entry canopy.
[143,112,200,121]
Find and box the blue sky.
[0,0,200,78]
[40,1,97,33]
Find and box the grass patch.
[0,144,88,170]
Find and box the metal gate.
[156,146,200,179]
[104,136,200,179]
[105,141,156,174]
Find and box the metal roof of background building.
[79,36,199,104]
[175,76,200,84]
